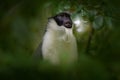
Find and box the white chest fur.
[42,19,78,65]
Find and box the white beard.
[42,19,78,65]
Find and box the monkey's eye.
[66,14,70,17]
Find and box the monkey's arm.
[34,43,43,59]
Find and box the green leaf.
[105,17,113,29]
[93,15,104,29]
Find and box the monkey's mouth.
[64,22,72,28]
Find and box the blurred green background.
[0,0,120,80]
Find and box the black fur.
[53,12,73,28]
[34,43,43,60]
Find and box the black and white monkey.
[35,12,78,64]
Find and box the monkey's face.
[53,13,73,28]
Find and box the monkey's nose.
[64,22,72,28]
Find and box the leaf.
[105,17,113,29]
[93,15,104,29]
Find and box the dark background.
[0,0,120,80]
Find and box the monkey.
[35,12,78,65]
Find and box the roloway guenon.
[35,12,78,65]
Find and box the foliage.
[0,0,120,80]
